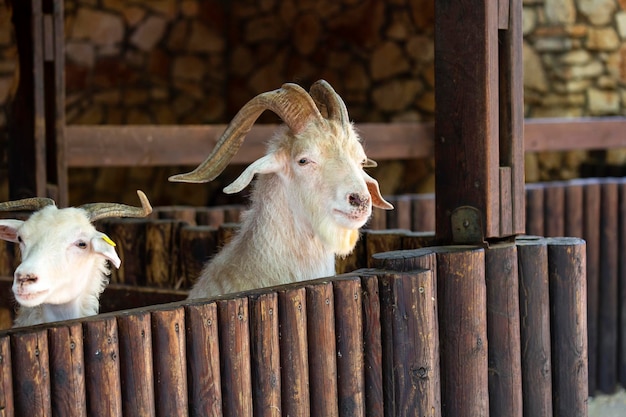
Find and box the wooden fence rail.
[0,237,586,417]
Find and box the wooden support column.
[7,0,67,205]
[435,0,524,243]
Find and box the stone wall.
[0,0,626,204]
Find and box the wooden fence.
[0,236,586,417]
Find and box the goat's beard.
[317,217,361,256]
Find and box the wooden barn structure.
[0,0,592,416]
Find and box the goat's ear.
[362,172,394,210]
[0,220,23,243]
[224,153,282,194]
[91,232,122,269]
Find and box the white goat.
[170,80,393,298]
[0,191,152,327]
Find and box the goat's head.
[0,191,152,308]
[170,80,392,254]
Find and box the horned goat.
[170,79,393,298]
[0,191,152,327]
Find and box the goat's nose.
[348,192,370,208]
[16,273,38,285]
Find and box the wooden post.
[544,182,565,237]
[185,302,223,417]
[548,237,588,417]
[516,237,553,417]
[306,282,339,417]
[83,317,122,417]
[48,324,86,417]
[278,287,310,417]
[485,243,522,417]
[619,179,626,388]
[525,184,545,237]
[116,311,156,417]
[151,307,188,417]
[436,247,488,417]
[11,330,51,416]
[248,292,281,417]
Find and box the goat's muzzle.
[16,272,38,286]
[348,192,371,210]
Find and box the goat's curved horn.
[309,79,350,130]
[169,83,323,183]
[0,197,56,212]
[79,190,153,222]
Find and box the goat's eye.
[297,158,309,166]
[76,241,88,249]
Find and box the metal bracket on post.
[451,206,485,244]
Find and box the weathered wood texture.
[548,238,588,417]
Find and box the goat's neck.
[40,296,97,323]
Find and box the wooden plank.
[11,330,51,416]
[619,180,626,388]
[333,278,365,417]
[146,220,182,288]
[48,324,87,417]
[278,287,310,417]
[544,182,565,237]
[564,180,584,238]
[248,292,281,417]
[436,247,488,416]
[498,0,525,234]
[217,297,252,417]
[0,335,13,417]
[151,307,188,417]
[499,167,513,236]
[524,117,626,152]
[583,180,601,394]
[83,317,122,417]
[99,284,188,314]
[359,274,384,417]
[64,122,435,168]
[435,0,499,241]
[547,237,588,417]
[117,311,155,417]
[305,282,338,417]
[516,237,553,417]
[597,180,619,394]
[155,206,197,225]
[485,244,522,417]
[185,302,222,417]
[525,183,545,237]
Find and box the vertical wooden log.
[83,317,122,417]
[305,283,338,417]
[100,218,147,286]
[11,330,51,416]
[564,180,584,238]
[411,193,435,232]
[185,302,222,417]
[152,307,188,417]
[248,292,281,417]
[0,240,17,277]
[217,297,252,417]
[0,335,13,417]
[547,237,588,417]
[178,225,219,290]
[117,311,155,417]
[156,206,197,225]
[146,220,182,288]
[437,247,488,417]
[360,274,384,417]
[278,287,310,417]
[365,230,407,268]
[373,249,439,417]
[619,180,626,387]
[400,231,436,251]
[583,179,601,394]
[386,195,412,230]
[597,180,619,393]
[48,324,86,417]
[368,208,387,231]
[485,244,522,417]
[525,183,545,237]
[333,278,365,417]
[516,237,553,417]
[544,182,565,237]
[195,206,225,227]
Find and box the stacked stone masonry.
[0,0,625,204]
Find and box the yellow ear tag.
[102,235,116,247]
